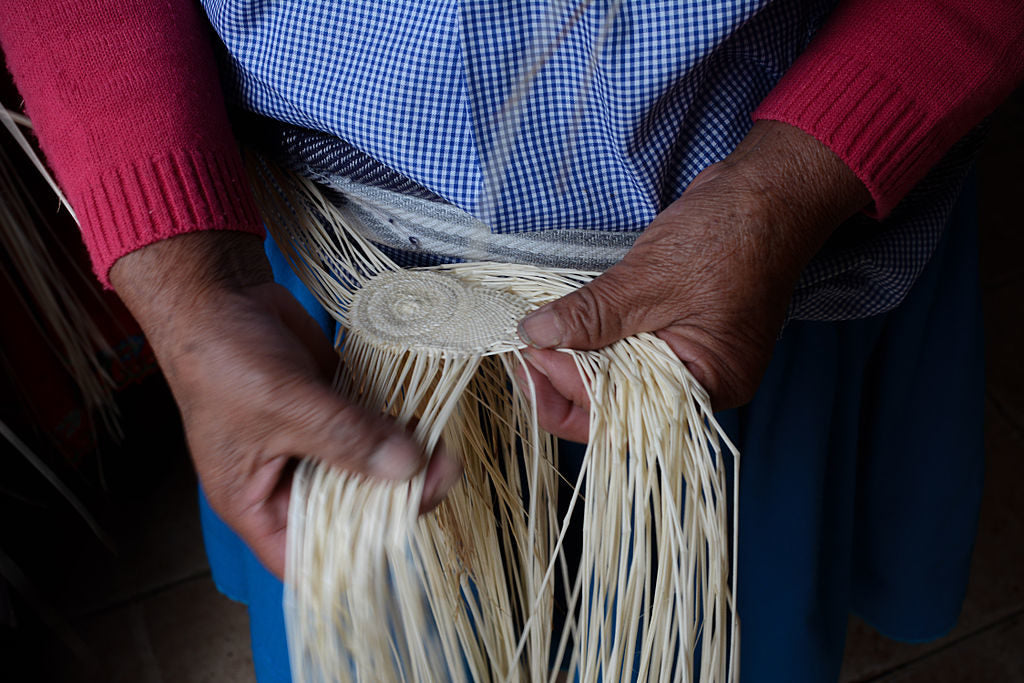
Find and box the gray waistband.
[326,176,635,272]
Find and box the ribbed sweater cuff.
[752,51,940,219]
[76,148,264,288]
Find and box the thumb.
[284,382,463,518]
[518,267,654,351]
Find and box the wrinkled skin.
[110,232,463,578]
[517,121,870,443]
[110,120,868,577]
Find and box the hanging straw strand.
[251,154,740,683]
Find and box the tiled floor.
[11,95,1023,683]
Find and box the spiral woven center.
[348,270,530,354]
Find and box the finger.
[270,380,424,481]
[655,326,766,411]
[244,517,288,580]
[420,444,464,514]
[210,455,296,580]
[522,349,591,411]
[519,352,590,444]
[517,264,666,352]
[258,283,423,479]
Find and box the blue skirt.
[200,182,984,682]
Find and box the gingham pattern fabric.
[204,0,978,321]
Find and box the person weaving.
[2,0,1023,680]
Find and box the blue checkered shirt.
[201,0,978,320]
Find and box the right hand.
[516,121,871,443]
[110,231,463,578]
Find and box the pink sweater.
[0,0,264,286]
[2,0,1022,286]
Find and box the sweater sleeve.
[753,0,1024,218]
[0,0,264,287]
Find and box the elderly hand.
[111,231,463,578]
[517,120,870,443]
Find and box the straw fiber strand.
[250,156,740,683]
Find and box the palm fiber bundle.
[250,159,740,683]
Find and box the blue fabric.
[203,0,780,221]
[201,493,292,683]
[200,181,984,682]
[727,177,984,681]
[202,0,981,321]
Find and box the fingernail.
[368,435,421,480]
[518,308,563,348]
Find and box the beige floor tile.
[877,613,1024,683]
[44,577,255,683]
[957,403,1024,626]
[55,455,212,617]
[840,615,949,683]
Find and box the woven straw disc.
[347,270,531,354]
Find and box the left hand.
[110,232,461,578]
[516,120,870,443]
